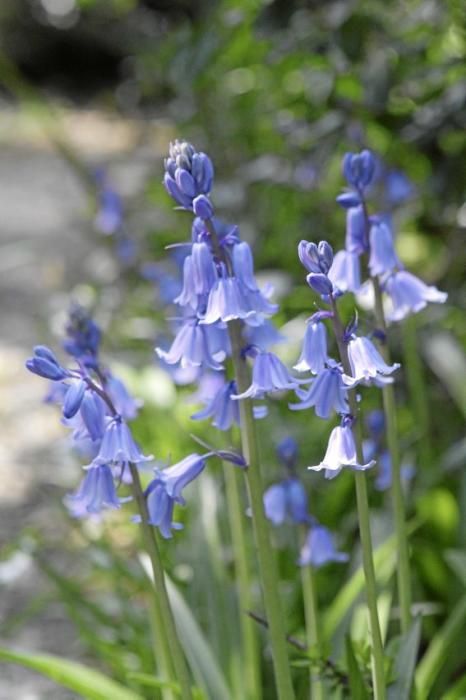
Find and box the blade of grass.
[140,555,231,700]
[387,617,422,700]
[415,593,466,700]
[0,647,143,700]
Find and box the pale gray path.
[0,121,159,698]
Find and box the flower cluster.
[27,306,241,537]
[331,149,447,320]
[263,438,348,567]
[160,140,298,418]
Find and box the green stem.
[205,218,295,700]
[300,528,325,700]
[129,463,193,700]
[224,462,262,700]
[330,299,386,700]
[229,321,296,700]
[401,314,432,471]
[147,589,177,700]
[372,277,412,633]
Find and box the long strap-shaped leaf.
[0,647,143,700]
[415,592,466,700]
[140,554,231,700]
[387,617,422,700]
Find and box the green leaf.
[164,576,232,700]
[387,617,422,700]
[345,636,369,700]
[416,593,466,700]
[0,647,143,700]
[140,556,231,700]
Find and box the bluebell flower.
[309,423,375,479]
[63,305,101,366]
[289,363,353,419]
[342,150,375,190]
[298,240,333,275]
[374,451,415,491]
[307,273,333,296]
[79,392,107,441]
[294,321,328,374]
[191,242,217,295]
[156,318,227,370]
[368,217,401,276]
[142,453,209,538]
[66,464,121,515]
[94,417,152,465]
[336,191,362,209]
[232,241,257,291]
[26,346,70,381]
[328,250,361,293]
[174,255,199,309]
[94,172,123,235]
[263,478,309,526]
[384,170,414,207]
[193,194,214,220]
[298,526,349,567]
[191,380,240,430]
[106,375,141,421]
[347,336,400,382]
[201,271,254,325]
[383,270,448,322]
[63,379,87,419]
[345,205,367,254]
[276,436,298,469]
[143,479,182,539]
[365,409,385,440]
[232,351,300,400]
[164,140,214,210]
[158,453,207,504]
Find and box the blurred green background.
[0,0,465,698]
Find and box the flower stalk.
[205,217,295,700]
[129,463,193,700]
[300,527,325,700]
[229,319,296,700]
[371,276,412,633]
[330,297,386,700]
[223,461,262,700]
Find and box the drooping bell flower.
[232,351,300,400]
[201,268,254,325]
[309,420,375,479]
[298,526,349,567]
[368,217,401,276]
[383,270,447,322]
[347,336,400,383]
[345,205,367,255]
[294,321,328,375]
[289,362,353,419]
[66,464,121,515]
[94,416,152,465]
[328,250,361,293]
[156,318,227,371]
[263,478,309,526]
